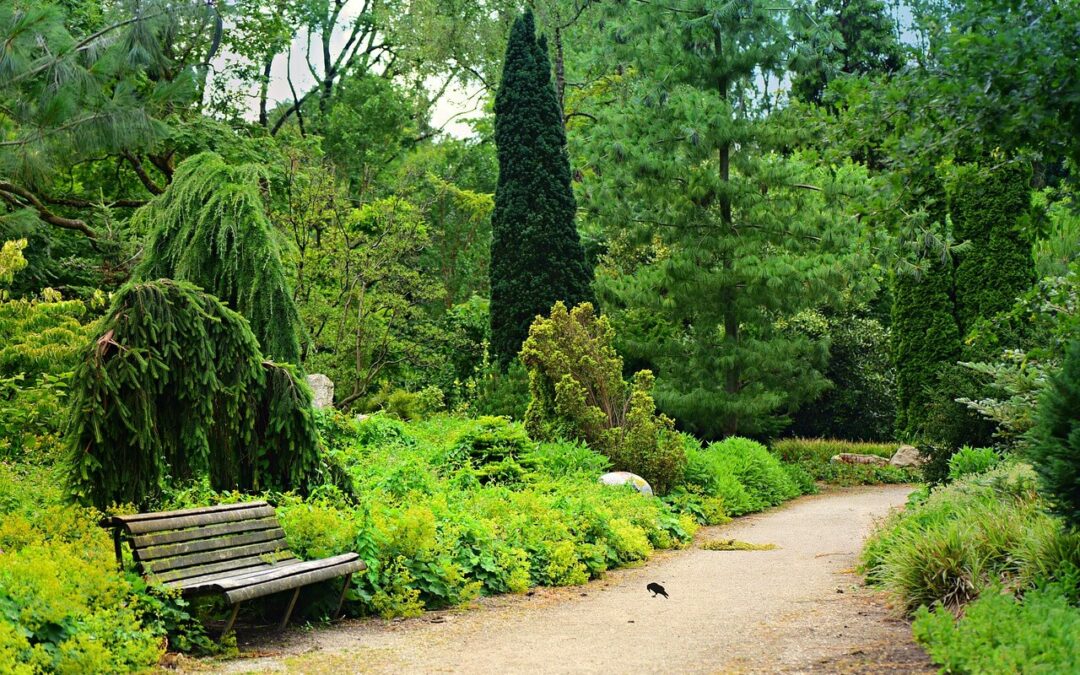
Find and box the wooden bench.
[102,501,366,635]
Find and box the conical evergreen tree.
[1029,339,1080,528]
[890,172,963,440]
[489,11,594,366]
[951,161,1034,337]
[892,258,961,437]
[133,152,303,365]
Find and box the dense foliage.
[489,11,594,366]
[66,280,322,508]
[521,302,685,494]
[134,153,304,364]
[1,0,1078,669]
[863,462,1080,670]
[1029,340,1080,528]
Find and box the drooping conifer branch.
[132,152,304,365]
[66,280,324,509]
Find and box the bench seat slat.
[215,555,366,603]
[144,540,289,574]
[150,551,296,584]
[136,528,286,562]
[130,517,280,548]
[120,505,276,535]
[108,501,270,525]
[165,562,277,590]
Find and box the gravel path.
[199,485,931,674]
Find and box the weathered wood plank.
[121,505,276,535]
[143,540,288,574]
[130,517,279,549]
[109,501,270,524]
[152,551,295,585]
[174,555,360,592]
[136,528,286,562]
[221,557,367,603]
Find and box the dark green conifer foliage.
[66,280,322,509]
[891,258,961,439]
[489,11,594,366]
[133,152,303,365]
[951,162,1034,335]
[584,1,866,438]
[1029,340,1080,528]
[789,0,903,104]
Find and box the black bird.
[647,582,668,598]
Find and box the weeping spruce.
[489,11,594,365]
[133,152,303,365]
[66,280,322,509]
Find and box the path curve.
[208,485,931,674]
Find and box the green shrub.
[520,303,686,494]
[947,446,1000,481]
[1029,339,1080,528]
[913,577,1080,673]
[0,465,176,671]
[681,445,759,517]
[525,439,611,479]
[862,462,1070,614]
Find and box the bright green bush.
[913,577,1080,673]
[0,465,173,672]
[708,438,802,508]
[521,302,686,494]
[862,462,1076,613]
[947,446,1000,481]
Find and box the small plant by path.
[700,538,778,551]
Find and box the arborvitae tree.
[583,1,867,438]
[489,11,594,366]
[133,152,303,364]
[890,172,963,440]
[892,258,962,438]
[951,162,1034,336]
[789,0,904,105]
[1029,339,1080,528]
[66,280,322,509]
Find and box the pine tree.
[583,1,867,438]
[66,280,323,509]
[133,152,303,365]
[951,161,1034,336]
[789,0,904,104]
[489,11,594,366]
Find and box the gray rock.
[889,444,925,468]
[599,471,654,496]
[829,453,889,466]
[305,373,335,409]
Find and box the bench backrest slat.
[135,527,286,562]
[151,551,296,585]
[142,539,289,574]
[107,501,292,580]
[130,516,279,548]
[118,504,276,536]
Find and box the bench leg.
[335,573,353,619]
[222,602,241,639]
[279,587,301,631]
